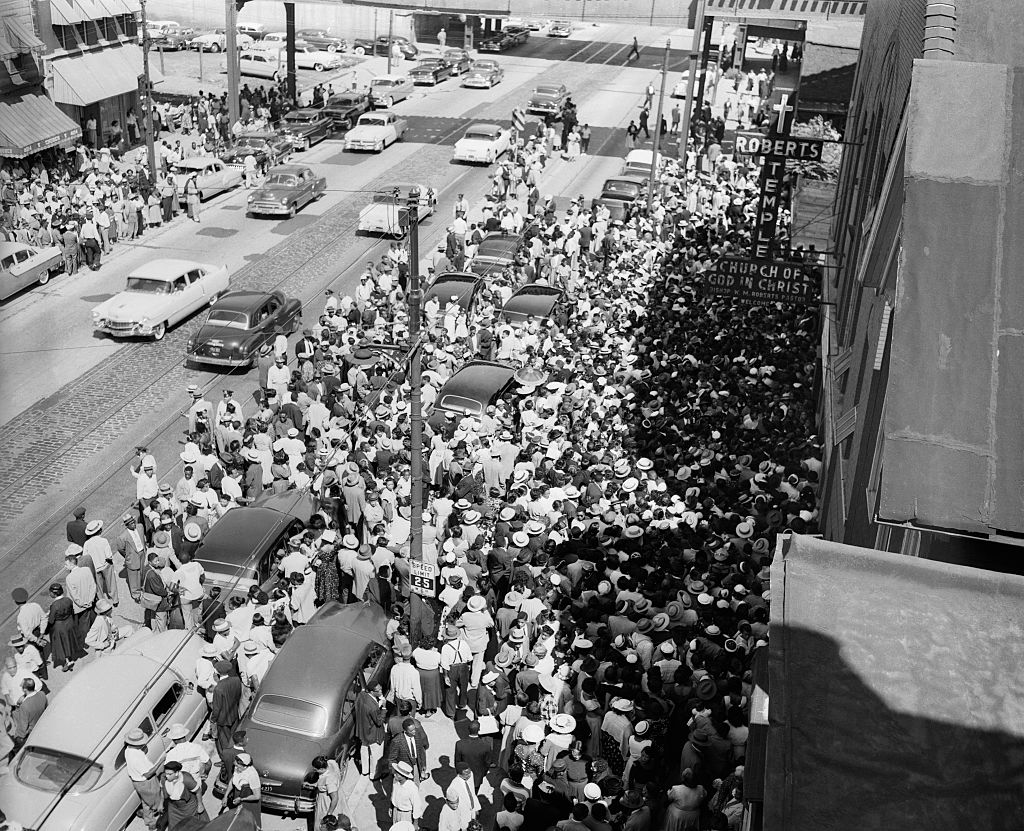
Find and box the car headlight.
[280,197,288,204]
[247,195,255,202]
[92,311,101,323]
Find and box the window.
[1,255,15,270]
[151,682,184,726]
[187,269,204,283]
[267,297,281,314]
[340,677,360,726]
[362,642,387,685]
[172,275,188,292]
[13,249,31,264]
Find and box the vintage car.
[469,232,525,277]
[238,50,283,80]
[235,603,390,813]
[92,259,231,341]
[548,19,574,37]
[423,272,483,313]
[191,29,253,52]
[592,174,647,214]
[297,28,347,52]
[409,57,453,86]
[427,360,517,429]
[343,111,408,152]
[670,70,694,99]
[155,26,195,49]
[246,164,326,217]
[500,284,564,325]
[442,48,472,74]
[169,156,243,202]
[253,31,288,50]
[0,631,207,831]
[527,83,569,117]
[461,59,504,88]
[322,91,371,131]
[352,35,418,59]
[0,240,62,301]
[622,148,659,177]
[453,122,511,165]
[221,131,292,172]
[357,183,435,236]
[237,22,268,40]
[368,74,415,109]
[187,290,302,368]
[279,108,333,150]
[287,43,342,72]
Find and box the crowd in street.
[2,71,820,831]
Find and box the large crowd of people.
[2,64,821,831]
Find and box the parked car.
[344,111,408,152]
[424,272,483,313]
[357,183,435,236]
[0,630,207,831]
[322,91,371,131]
[427,360,517,428]
[670,71,693,99]
[238,22,268,40]
[506,16,548,31]
[469,232,525,277]
[246,164,326,218]
[192,497,309,593]
[92,259,230,341]
[254,31,288,50]
[368,74,415,108]
[453,123,511,165]
[187,290,302,367]
[462,59,504,88]
[442,48,471,74]
[0,240,62,301]
[352,35,418,60]
[221,131,292,172]
[622,148,658,177]
[409,58,452,86]
[527,83,569,117]
[154,26,194,50]
[279,108,333,150]
[191,29,253,52]
[297,28,347,52]
[593,175,647,213]
[500,284,564,325]
[236,602,391,814]
[288,43,342,71]
[548,20,573,37]
[478,28,527,52]
[238,50,283,80]
[169,156,243,202]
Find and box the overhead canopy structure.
[48,44,161,107]
[765,534,1024,831]
[0,91,81,157]
[339,0,700,26]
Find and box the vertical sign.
[753,94,796,259]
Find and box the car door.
[182,268,207,316]
[8,248,36,293]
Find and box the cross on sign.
[773,94,794,119]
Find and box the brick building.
[819,0,1024,567]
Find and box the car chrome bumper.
[95,322,153,337]
[248,203,291,215]
[454,153,488,163]
[190,352,250,367]
[261,791,314,813]
[345,141,379,150]
[462,79,491,87]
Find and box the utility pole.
[285,1,297,105]
[646,39,670,213]
[406,200,423,563]
[386,9,394,74]
[225,0,239,127]
[694,15,715,126]
[139,0,157,177]
[677,0,707,172]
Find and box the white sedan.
[169,156,243,201]
[92,259,230,341]
[289,43,342,71]
[452,123,511,165]
[191,29,253,52]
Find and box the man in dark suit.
[355,682,386,779]
[12,677,47,746]
[387,717,428,781]
[115,514,147,600]
[66,506,88,547]
[454,720,493,786]
[210,662,242,763]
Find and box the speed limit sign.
[410,560,436,598]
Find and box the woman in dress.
[622,719,652,787]
[663,768,706,831]
[566,129,581,162]
[221,751,262,826]
[599,697,634,777]
[47,582,85,672]
[412,636,442,716]
[162,761,208,830]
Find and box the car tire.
[375,140,384,153]
[314,62,325,71]
[152,322,167,341]
[354,45,365,55]
[210,42,221,53]
[272,71,281,83]
[384,96,394,108]
[38,269,51,286]
[327,43,337,52]
[288,204,297,218]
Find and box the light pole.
[138,0,157,177]
[405,200,423,562]
[647,38,671,214]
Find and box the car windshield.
[252,694,327,736]
[285,114,314,124]
[469,62,495,71]
[464,129,497,141]
[604,181,641,197]
[236,139,264,150]
[125,277,171,293]
[17,747,103,793]
[370,80,396,88]
[171,164,202,174]
[327,96,359,106]
[296,46,315,54]
[265,174,298,187]
[535,86,561,96]
[206,310,249,329]
[359,116,387,126]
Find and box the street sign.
[735,132,824,161]
[512,107,526,132]
[705,257,819,305]
[410,559,436,597]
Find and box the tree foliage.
[790,116,843,182]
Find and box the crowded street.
[1,9,827,831]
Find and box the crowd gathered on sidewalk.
[2,65,822,831]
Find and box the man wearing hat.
[66,505,88,546]
[65,546,97,641]
[163,722,212,789]
[83,517,118,606]
[389,760,424,825]
[115,513,147,601]
[439,623,473,719]
[11,587,48,679]
[124,728,164,830]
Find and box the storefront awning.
[48,45,159,107]
[764,534,1024,831]
[4,16,46,52]
[0,90,82,157]
[48,0,87,26]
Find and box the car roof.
[625,149,654,163]
[476,233,522,256]
[502,285,563,320]
[465,123,502,133]
[286,109,322,117]
[605,174,647,186]
[210,290,277,312]
[535,84,564,92]
[267,164,311,175]
[27,631,200,757]
[173,156,221,169]
[193,506,296,569]
[372,74,405,82]
[0,241,31,257]
[438,360,516,401]
[129,259,214,279]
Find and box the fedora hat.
[549,713,576,734]
[466,595,486,612]
[124,729,148,747]
[462,510,482,525]
[512,531,530,548]
[393,761,414,779]
[85,519,104,535]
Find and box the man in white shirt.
[163,723,211,785]
[123,729,163,831]
[171,551,205,629]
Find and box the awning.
[0,36,16,60]
[4,16,47,52]
[0,90,82,157]
[48,45,159,107]
[49,0,86,25]
[764,534,1024,831]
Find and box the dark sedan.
[186,290,301,368]
[239,603,391,814]
[527,83,569,117]
[279,109,333,150]
[220,132,292,172]
[352,35,418,60]
[409,58,453,85]
[469,232,525,277]
[499,284,564,325]
[297,28,347,52]
[428,360,518,428]
[478,27,528,52]
[322,91,371,131]
[442,48,471,75]
[424,272,484,313]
